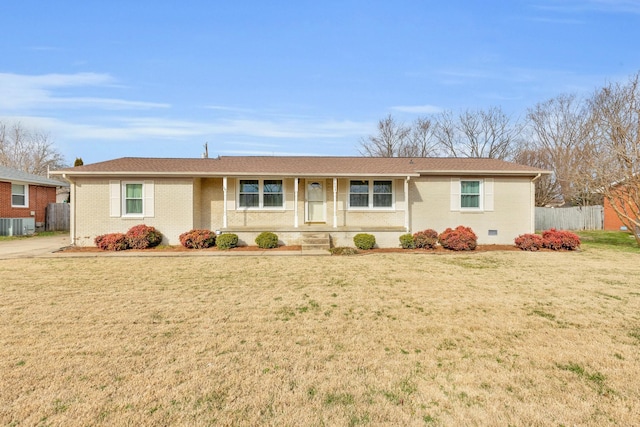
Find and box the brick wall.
[0,181,57,222]
[603,196,630,231]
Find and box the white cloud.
[0,72,168,111]
[1,114,373,142]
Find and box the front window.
[263,180,283,207]
[11,184,27,207]
[461,180,481,209]
[238,179,284,209]
[349,180,369,207]
[373,181,393,207]
[349,180,393,209]
[239,180,259,208]
[124,183,143,215]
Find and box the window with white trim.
[123,182,144,215]
[11,183,28,207]
[349,180,393,209]
[450,178,493,212]
[461,180,481,209]
[109,180,154,218]
[238,179,284,209]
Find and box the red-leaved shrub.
[438,226,477,251]
[413,229,439,249]
[125,224,163,249]
[179,229,216,249]
[514,233,544,251]
[542,228,581,251]
[94,233,128,251]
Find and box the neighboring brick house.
[0,165,69,235]
[51,156,549,248]
[603,184,638,232]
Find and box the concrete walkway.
[0,234,71,259]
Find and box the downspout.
[222,177,228,229]
[404,176,410,232]
[63,174,75,245]
[531,173,541,232]
[333,177,338,228]
[294,178,299,228]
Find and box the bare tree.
[0,121,66,175]
[513,147,561,206]
[400,117,440,157]
[359,114,411,157]
[526,94,595,206]
[589,72,640,243]
[433,107,522,159]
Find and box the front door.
[306,180,326,223]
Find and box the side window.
[460,180,481,209]
[124,183,144,215]
[111,181,154,217]
[11,183,28,207]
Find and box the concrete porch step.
[301,232,331,253]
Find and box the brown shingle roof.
[51,156,549,177]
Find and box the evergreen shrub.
[353,233,376,250]
[255,232,279,249]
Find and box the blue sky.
[1,0,639,164]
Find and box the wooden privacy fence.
[535,206,603,231]
[46,203,70,231]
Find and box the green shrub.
[353,233,376,250]
[399,234,415,249]
[438,226,477,251]
[216,233,238,250]
[255,231,279,249]
[514,233,544,251]
[179,229,216,249]
[413,229,439,249]
[94,233,128,251]
[125,224,162,249]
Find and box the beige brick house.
[51,156,548,247]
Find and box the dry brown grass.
[1,249,640,426]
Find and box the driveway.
[0,234,70,259]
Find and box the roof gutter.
[417,170,552,176]
[49,171,422,178]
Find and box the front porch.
[219,225,408,249]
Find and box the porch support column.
[404,176,410,232]
[294,178,299,228]
[333,177,338,228]
[222,176,228,228]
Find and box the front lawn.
[1,249,639,425]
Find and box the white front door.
[306,180,326,223]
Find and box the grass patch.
[530,309,556,321]
[556,362,611,395]
[577,230,639,253]
[0,231,67,242]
